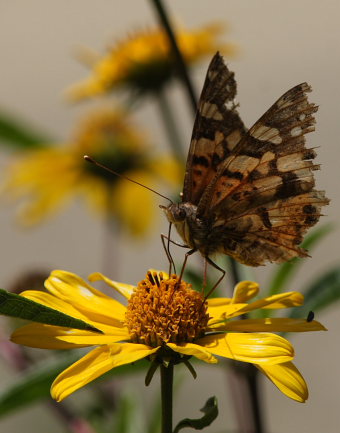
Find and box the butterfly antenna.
[84,155,173,204]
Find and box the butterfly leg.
[161,223,175,274]
[202,258,208,292]
[204,256,226,299]
[178,248,197,284]
[160,231,190,275]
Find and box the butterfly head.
[161,203,193,224]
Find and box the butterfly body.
[164,52,329,267]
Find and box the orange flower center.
[125,271,209,347]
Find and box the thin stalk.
[247,364,264,433]
[160,363,174,433]
[150,0,197,114]
[157,89,186,163]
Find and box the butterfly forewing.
[183,52,247,205]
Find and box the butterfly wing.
[182,52,247,205]
[199,82,329,265]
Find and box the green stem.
[160,363,174,433]
[157,89,186,163]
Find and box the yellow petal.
[45,270,126,325]
[207,302,248,322]
[166,342,218,364]
[20,290,87,319]
[207,297,232,307]
[257,362,308,402]
[51,343,159,401]
[11,323,130,349]
[197,333,294,364]
[227,292,304,318]
[232,281,260,303]
[88,272,135,299]
[212,318,327,333]
[260,292,305,309]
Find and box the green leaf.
[0,111,49,149]
[268,224,334,296]
[0,289,102,333]
[290,267,340,318]
[173,396,218,433]
[113,389,145,433]
[0,354,72,416]
[0,353,148,417]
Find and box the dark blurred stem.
[247,365,263,433]
[227,256,242,287]
[157,89,185,163]
[150,0,197,114]
[160,363,173,433]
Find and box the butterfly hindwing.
[183,52,247,205]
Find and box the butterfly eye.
[175,208,187,221]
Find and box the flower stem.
[160,363,174,433]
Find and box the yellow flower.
[67,23,236,100]
[11,270,325,402]
[2,109,179,235]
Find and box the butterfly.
[162,52,329,272]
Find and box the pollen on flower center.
[125,271,209,347]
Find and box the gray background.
[0,1,339,432]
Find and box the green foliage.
[289,267,340,318]
[0,111,49,149]
[0,353,148,417]
[0,288,102,333]
[173,396,218,432]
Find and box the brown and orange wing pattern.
[182,52,247,205]
[199,82,329,265]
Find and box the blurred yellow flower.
[67,23,236,100]
[11,270,325,402]
[2,109,179,235]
